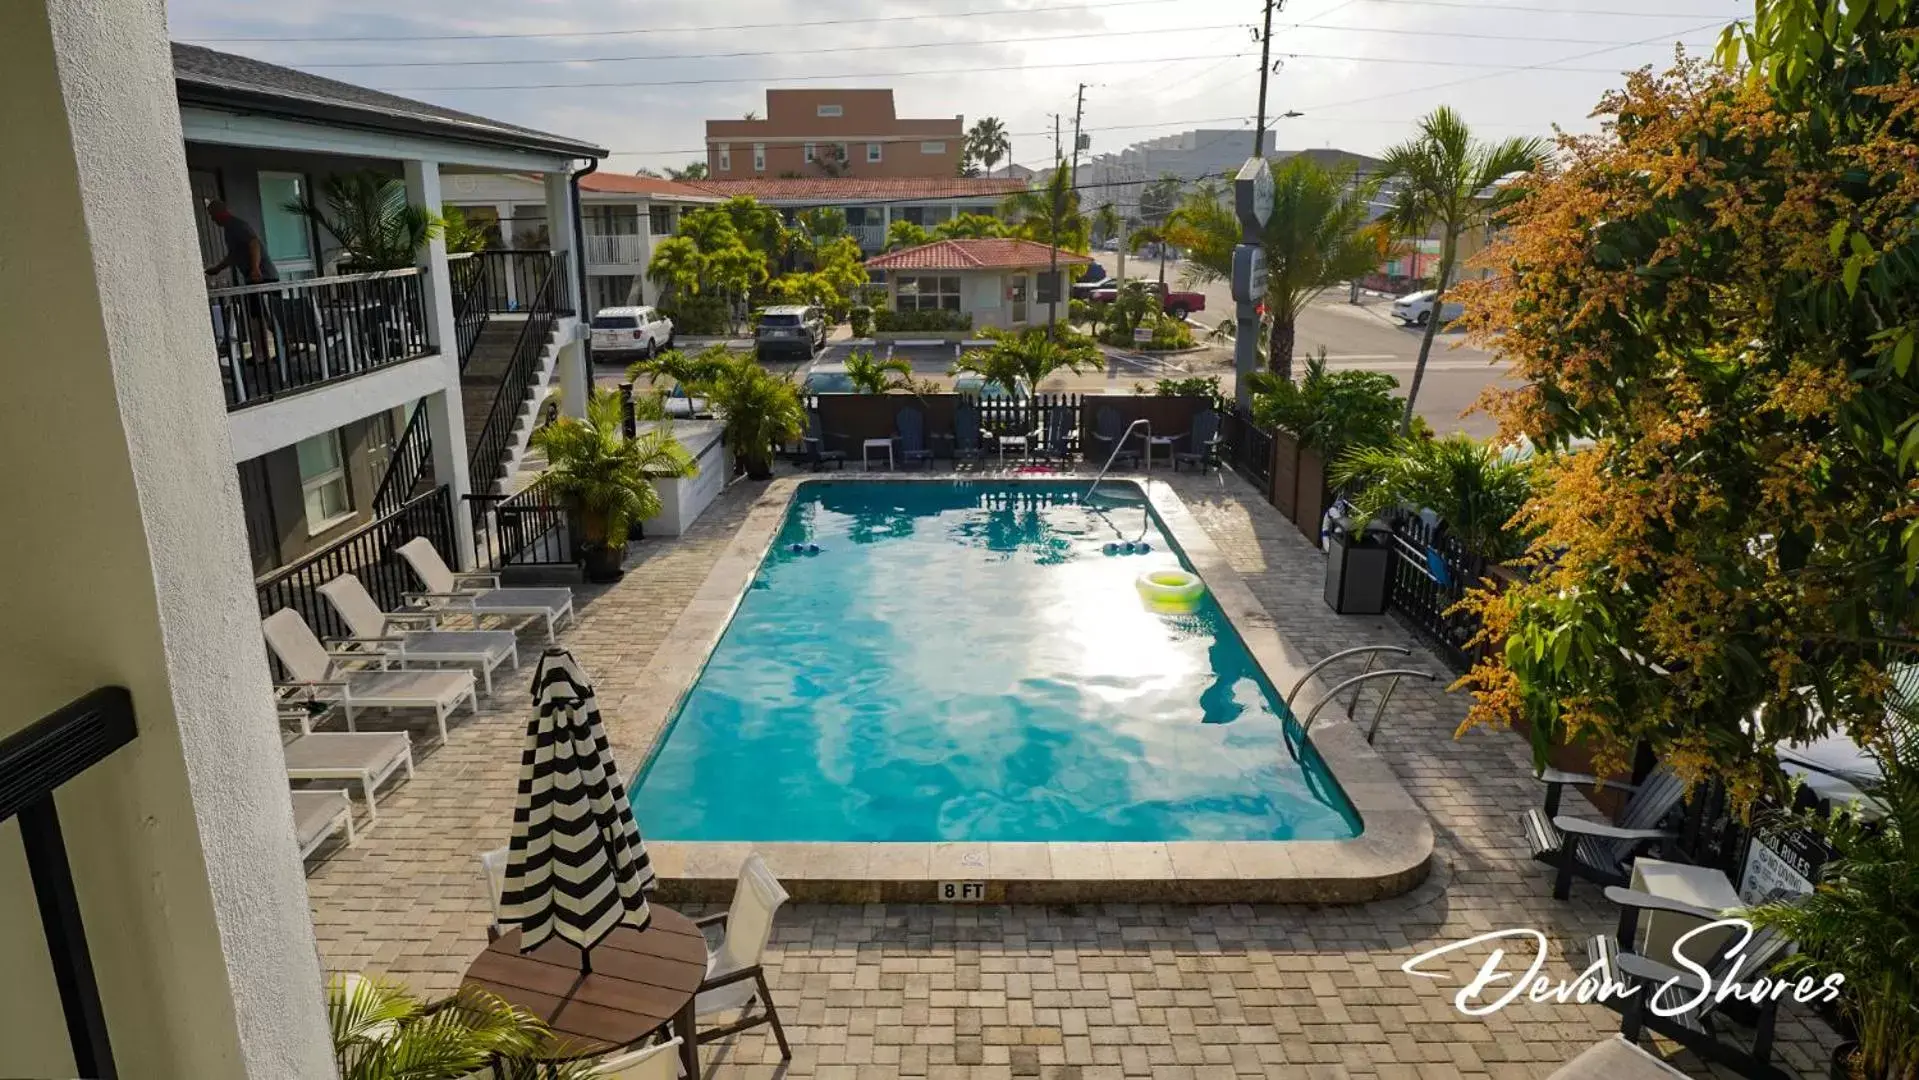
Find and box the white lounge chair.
[283,731,414,823]
[1549,1037,1687,1079]
[691,854,792,1060]
[293,789,355,859]
[593,1037,683,1080]
[263,608,478,743]
[395,537,575,643]
[319,573,520,696]
[477,846,507,940]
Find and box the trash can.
[1323,512,1391,615]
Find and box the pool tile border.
[617,473,1432,905]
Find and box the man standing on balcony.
[202,199,277,285]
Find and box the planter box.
[1269,431,1301,521]
[1295,446,1328,542]
[636,420,729,537]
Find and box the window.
[867,142,882,163]
[1036,270,1063,304]
[894,274,963,312]
[718,144,731,171]
[804,143,817,163]
[296,431,352,533]
[817,104,843,117]
[837,143,850,163]
[921,141,948,154]
[648,204,673,235]
[257,171,314,275]
[753,143,766,171]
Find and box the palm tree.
[951,328,1102,428]
[844,348,913,394]
[329,976,594,1080]
[694,351,806,479]
[935,213,1005,241]
[1331,434,1535,561]
[886,220,932,251]
[1173,156,1387,382]
[968,117,1011,175]
[667,161,709,181]
[1000,169,1089,329]
[530,389,693,576]
[1127,222,1179,286]
[1091,203,1121,248]
[286,171,440,271]
[1379,106,1549,433]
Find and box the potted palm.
[529,388,694,582]
[698,350,806,480]
[329,975,594,1079]
[1747,723,1918,1080]
[1330,434,1536,564]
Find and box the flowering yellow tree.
[1453,34,1919,800]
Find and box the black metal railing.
[467,476,578,572]
[449,251,489,366]
[370,402,435,518]
[210,268,433,410]
[255,485,456,647]
[468,266,559,492]
[1383,512,1489,672]
[464,250,565,317]
[1224,408,1275,496]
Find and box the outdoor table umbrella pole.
[498,647,657,974]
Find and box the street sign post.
[1232,156,1273,412]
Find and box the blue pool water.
[629,482,1361,842]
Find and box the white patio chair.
[477,846,507,941]
[591,1036,683,1079]
[283,730,413,823]
[690,854,791,1060]
[292,789,355,859]
[319,573,519,695]
[395,537,575,643]
[263,608,478,743]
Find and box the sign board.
[1738,828,1826,904]
[1133,327,1154,343]
[938,881,987,902]
[1236,157,1274,229]
[1232,245,1266,304]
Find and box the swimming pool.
[629,481,1362,843]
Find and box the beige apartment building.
[705,89,964,179]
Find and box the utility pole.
[1349,168,1364,304]
[1048,112,1064,336]
[1254,0,1280,158]
[1070,83,1087,186]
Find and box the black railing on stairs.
[467,265,558,492]
[255,485,457,648]
[466,476,578,572]
[453,250,574,370]
[370,402,434,518]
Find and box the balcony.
[581,231,648,267]
[851,223,886,251]
[209,268,434,410]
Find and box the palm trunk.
[1399,246,1454,436]
[1267,316,1296,382]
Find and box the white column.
[404,159,477,564]
[493,200,518,309]
[545,171,588,419]
[0,2,335,1077]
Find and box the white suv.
[590,306,673,357]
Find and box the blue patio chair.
[894,407,937,469]
[951,404,987,465]
[801,411,846,472]
[1174,410,1224,472]
[1033,404,1076,464]
[1090,406,1141,467]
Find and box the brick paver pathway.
[303,467,1837,1078]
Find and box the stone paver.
[301,466,1838,1078]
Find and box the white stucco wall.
[1,3,335,1077]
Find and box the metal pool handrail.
[1085,419,1150,501]
[1297,669,1438,745]
[1284,644,1412,709]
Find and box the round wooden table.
[463,906,707,1077]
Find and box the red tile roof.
[579,173,720,199]
[864,239,1093,271]
[681,177,1028,202]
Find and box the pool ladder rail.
[1084,419,1150,502]
[1284,645,1436,746]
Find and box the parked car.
[756,305,826,359]
[800,359,855,395]
[589,306,673,358]
[1391,289,1464,327]
[1087,280,1207,320]
[952,373,1031,399]
[1071,263,1111,301]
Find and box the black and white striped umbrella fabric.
[500,648,655,962]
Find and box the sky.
[164,0,1746,174]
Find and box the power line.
[291,23,1253,69]
[179,0,1188,44]
[1355,0,1732,15]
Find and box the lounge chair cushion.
[466,588,573,616]
[398,629,518,661]
[292,790,350,852]
[1548,1037,1688,1079]
[282,732,411,776]
[347,668,474,705]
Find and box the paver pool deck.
[302,465,1839,1078]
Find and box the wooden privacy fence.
[805,393,1211,463]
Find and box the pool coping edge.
[617,473,1432,905]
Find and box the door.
[256,171,316,278]
[1010,275,1029,323]
[188,169,225,271]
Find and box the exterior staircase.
[461,315,566,496]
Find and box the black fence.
[1223,408,1275,496]
[254,485,456,648]
[467,476,578,573]
[210,268,433,410]
[370,403,434,518]
[468,266,558,490]
[1383,512,1490,672]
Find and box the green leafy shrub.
[661,295,731,335]
[1250,352,1401,457]
[874,308,973,333]
[1332,435,1535,561]
[849,305,874,338]
[1098,313,1193,350]
[1136,375,1228,413]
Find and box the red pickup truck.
[1086,279,1207,320]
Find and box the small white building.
[865,239,1091,334]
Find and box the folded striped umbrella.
[500,648,655,969]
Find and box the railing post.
[620,382,637,440]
